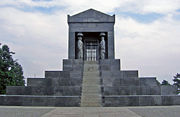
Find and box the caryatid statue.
[100,33,106,59]
[77,33,83,59]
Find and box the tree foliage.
[161,80,170,85]
[0,44,24,94]
[173,73,180,94]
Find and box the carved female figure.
[77,33,83,59]
[100,33,106,59]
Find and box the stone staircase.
[80,61,102,107]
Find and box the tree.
[0,44,24,94]
[173,73,180,94]
[161,80,170,85]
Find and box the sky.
[0,0,180,84]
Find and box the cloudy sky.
[0,0,180,84]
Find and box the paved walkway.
[0,106,180,117]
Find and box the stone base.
[0,95,80,107]
[3,59,179,107]
[6,86,81,96]
[103,95,180,106]
[1,95,180,107]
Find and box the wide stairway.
[80,61,102,107]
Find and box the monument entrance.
[75,32,107,61]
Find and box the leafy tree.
[173,73,180,94]
[161,80,170,85]
[0,44,24,94]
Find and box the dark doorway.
[84,39,99,61]
[83,32,100,61]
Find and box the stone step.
[81,62,102,107]
[82,88,100,91]
[84,65,98,68]
[81,98,101,102]
[83,68,99,72]
[82,81,100,85]
[83,73,99,77]
[81,100,102,107]
[81,102,101,107]
[82,91,101,94]
[84,64,99,67]
[84,63,98,66]
[82,85,100,87]
[84,64,99,71]
[84,61,98,64]
[81,94,101,99]
[82,78,100,81]
[81,98,102,102]
[82,90,101,93]
[81,95,101,98]
[82,88,100,92]
[81,87,101,93]
[81,97,101,102]
[82,87,101,91]
[81,99,101,103]
[82,92,101,95]
[83,78,100,81]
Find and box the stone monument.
[0,9,180,106]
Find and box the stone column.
[100,33,106,59]
[77,33,83,59]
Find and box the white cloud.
[115,14,180,83]
[142,0,180,14]
[1,0,180,14]
[0,0,62,8]
[0,7,68,78]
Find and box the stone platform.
[0,95,80,106]
[0,106,180,117]
[1,95,180,107]
[1,59,179,107]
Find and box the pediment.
[68,9,115,23]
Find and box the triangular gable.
[68,8,115,23]
[72,9,111,18]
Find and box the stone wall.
[0,95,80,106]
[4,59,84,107]
[103,95,180,106]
